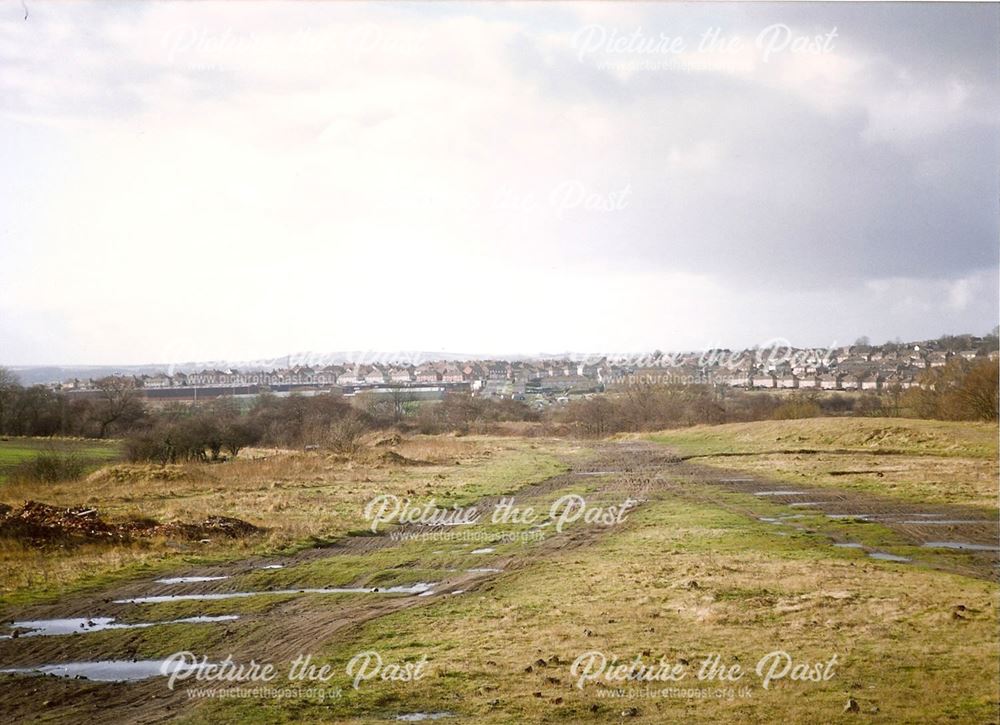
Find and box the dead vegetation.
[0,434,566,600]
[84,464,209,485]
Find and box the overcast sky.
[1,2,997,365]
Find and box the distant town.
[43,334,1000,408]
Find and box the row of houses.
[744,371,919,391]
[143,363,476,389]
[52,343,996,395]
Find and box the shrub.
[327,415,370,454]
[10,452,87,484]
[902,358,999,421]
[771,397,822,420]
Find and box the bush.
[10,452,87,484]
[902,358,999,421]
[327,414,370,454]
[124,430,173,464]
[854,394,883,417]
[411,394,537,435]
[771,397,822,420]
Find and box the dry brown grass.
[695,452,998,508]
[0,435,568,604]
[647,418,1000,508]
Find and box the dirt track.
[0,440,996,723]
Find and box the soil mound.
[0,501,262,546]
[377,450,432,466]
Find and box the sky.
[0,2,997,365]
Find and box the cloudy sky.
[1,2,997,365]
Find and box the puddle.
[0,658,202,682]
[758,517,784,525]
[826,514,871,520]
[753,491,808,496]
[868,552,910,562]
[467,568,502,573]
[257,564,285,570]
[155,576,229,584]
[396,714,454,722]
[470,548,495,554]
[921,541,1000,552]
[899,520,990,526]
[115,582,437,604]
[833,543,864,549]
[451,590,465,595]
[423,521,476,527]
[0,615,237,640]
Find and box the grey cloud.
[490,4,998,289]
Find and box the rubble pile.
[0,501,262,546]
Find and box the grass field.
[0,420,996,723]
[0,438,122,483]
[646,418,999,508]
[0,436,572,605]
[189,496,997,723]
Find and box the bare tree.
[94,376,142,438]
[0,367,20,434]
[884,382,903,417]
[388,384,414,423]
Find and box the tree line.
[0,357,994,452]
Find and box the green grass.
[0,437,122,483]
[0,546,258,609]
